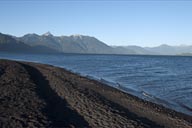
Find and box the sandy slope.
[0,59,191,128]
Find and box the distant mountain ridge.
[145,44,192,55]
[17,32,114,54]
[0,32,192,55]
[0,33,58,53]
[0,33,31,52]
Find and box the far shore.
[0,59,191,128]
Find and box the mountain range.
[0,32,192,55]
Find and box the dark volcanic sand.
[0,59,191,128]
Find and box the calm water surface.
[0,52,192,116]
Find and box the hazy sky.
[0,0,192,46]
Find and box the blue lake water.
[0,52,192,116]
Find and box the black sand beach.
[0,59,191,128]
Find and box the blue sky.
[0,0,192,46]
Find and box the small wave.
[142,91,154,99]
[177,102,192,112]
[86,75,100,81]
[117,84,140,95]
[141,91,175,108]
[100,78,118,87]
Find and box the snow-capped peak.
[42,31,53,36]
[71,34,83,38]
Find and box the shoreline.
[0,59,191,127]
[83,74,192,117]
[46,62,192,117]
